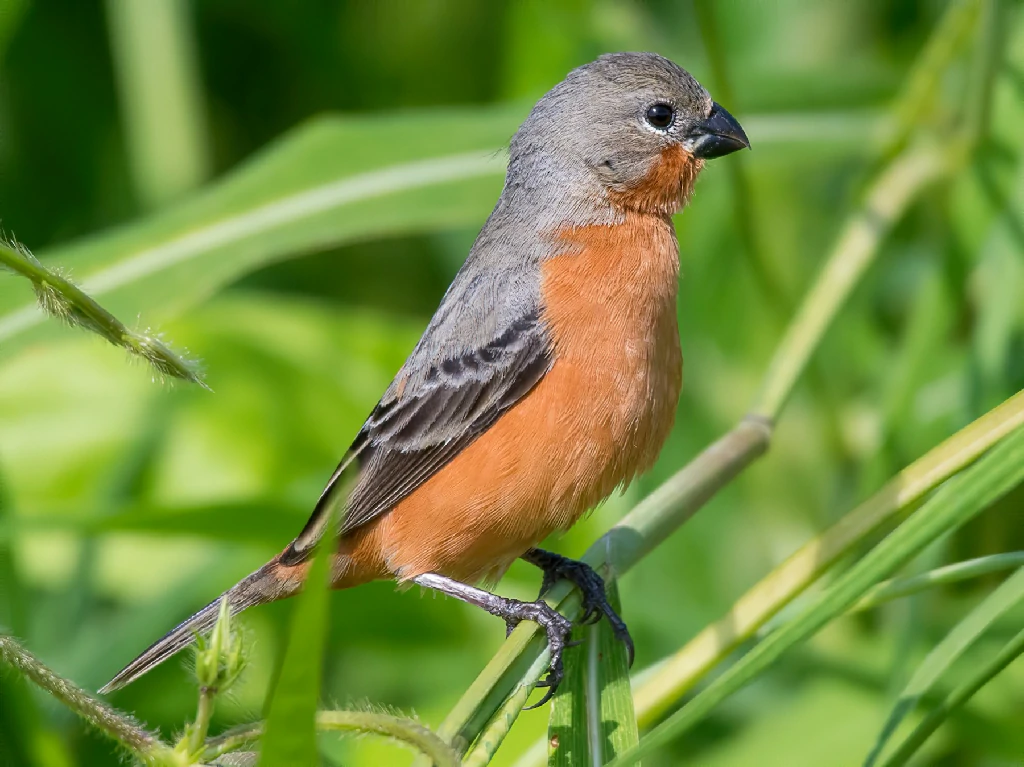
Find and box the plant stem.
[461,652,553,767]
[188,686,216,757]
[693,0,789,313]
[752,142,953,419]
[0,238,205,386]
[883,0,982,158]
[0,634,173,764]
[202,710,460,767]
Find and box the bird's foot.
[494,597,574,708]
[409,572,574,707]
[523,548,634,667]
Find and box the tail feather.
[100,560,300,693]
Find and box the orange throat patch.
[607,144,704,216]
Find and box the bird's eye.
[645,103,675,129]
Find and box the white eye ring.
[644,103,676,131]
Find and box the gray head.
[505,52,748,216]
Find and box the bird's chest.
[538,214,683,514]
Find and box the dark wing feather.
[280,310,551,565]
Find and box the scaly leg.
[413,572,573,707]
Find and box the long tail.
[100,558,303,693]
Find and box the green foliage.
[547,583,638,767]
[612,423,1024,765]
[0,109,516,359]
[865,565,1024,765]
[258,525,332,767]
[2,2,1024,767]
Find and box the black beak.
[687,102,749,159]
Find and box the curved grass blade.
[862,565,1024,766]
[0,107,521,357]
[608,424,1024,766]
[853,552,1024,612]
[877,626,1024,767]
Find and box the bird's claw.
[531,551,635,668]
[493,598,574,708]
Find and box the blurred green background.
[1,1,1023,765]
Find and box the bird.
[101,51,749,703]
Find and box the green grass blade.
[257,525,333,766]
[105,0,210,207]
[863,565,1024,766]
[853,552,1024,611]
[609,424,1024,766]
[547,632,589,767]
[593,583,639,764]
[878,626,1024,767]
[544,583,637,767]
[0,107,520,357]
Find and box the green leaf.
[610,423,1024,766]
[594,583,639,763]
[0,107,876,366]
[863,565,1024,766]
[0,106,520,359]
[853,552,1024,612]
[547,582,638,767]
[547,632,588,766]
[257,515,334,767]
[877,626,1024,767]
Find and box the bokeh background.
[1,1,1023,765]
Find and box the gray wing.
[280,309,551,565]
